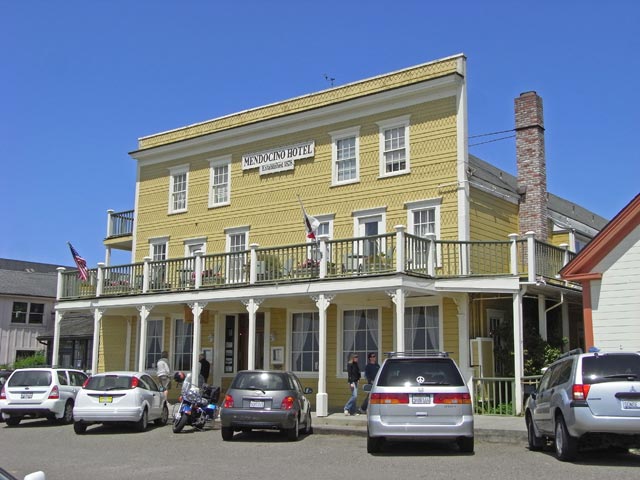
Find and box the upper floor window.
[149,238,168,261]
[225,227,249,283]
[406,199,441,239]
[209,156,231,207]
[11,302,44,324]
[169,165,189,214]
[377,115,410,177]
[330,127,360,185]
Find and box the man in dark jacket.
[199,353,211,386]
[358,353,380,413]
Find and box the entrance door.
[224,313,265,373]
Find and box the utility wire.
[469,128,515,139]
[469,134,516,147]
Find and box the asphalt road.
[1,418,639,480]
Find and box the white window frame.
[171,315,193,372]
[406,198,442,268]
[168,165,189,214]
[404,297,443,353]
[225,226,249,283]
[208,155,231,208]
[377,115,411,177]
[146,318,165,370]
[337,306,381,377]
[184,237,207,257]
[329,126,360,186]
[288,310,320,378]
[149,237,169,260]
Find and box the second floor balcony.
[60,228,577,301]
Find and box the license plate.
[99,396,113,403]
[249,400,264,408]
[412,394,432,404]
[20,393,33,399]
[622,400,640,409]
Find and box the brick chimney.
[515,91,548,240]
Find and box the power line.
[469,128,515,139]
[469,134,516,147]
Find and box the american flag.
[68,242,89,281]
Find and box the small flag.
[298,197,320,240]
[68,242,88,281]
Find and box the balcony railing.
[106,209,134,238]
[59,230,576,300]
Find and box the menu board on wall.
[224,316,235,373]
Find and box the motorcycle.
[172,383,220,433]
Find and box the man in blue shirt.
[358,353,380,414]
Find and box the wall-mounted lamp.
[270,332,277,342]
[207,334,214,343]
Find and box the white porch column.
[513,287,526,415]
[137,305,152,371]
[242,298,263,370]
[538,294,547,341]
[52,310,63,367]
[189,302,207,383]
[313,294,334,417]
[388,288,406,352]
[394,225,405,272]
[453,294,471,379]
[526,231,536,283]
[91,308,104,374]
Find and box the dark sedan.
[220,370,313,441]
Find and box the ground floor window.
[146,319,163,369]
[57,339,92,370]
[291,312,319,372]
[342,308,379,371]
[173,318,193,371]
[404,305,439,351]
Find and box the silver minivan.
[364,352,474,453]
[0,368,88,426]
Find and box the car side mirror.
[363,384,372,392]
[303,387,313,394]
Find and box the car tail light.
[281,396,295,410]
[572,384,591,400]
[0,386,5,400]
[130,376,139,388]
[433,393,471,404]
[370,393,410,404]
[49,385,60,399]
[223,394,234,408]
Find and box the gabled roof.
[560,193,640,279]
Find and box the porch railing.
[106,209,134,238]
[59,229,577,300]
[472,375,542,416]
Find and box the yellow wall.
[469,187,518,241]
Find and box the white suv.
[0,368,88,426]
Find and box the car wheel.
[526,413,544,451]
[73,421,87,434]
[457,436,474,453]
[135,409,148,432]
[172,413,188,433]
[287,416,300,441]
[304,411,313,435]
[155,403,169,426]
[554,415,578,461]
[221,426,234,441]
[6,416,21,427]
[60,401,74,424]
[367,432,384,454]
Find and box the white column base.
[315,392,328,417]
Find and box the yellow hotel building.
[54,54,606,415]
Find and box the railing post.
[143,256,151,293]
[106,209,114,238]
[250,244,258,284]
[426,233,436,277]
[526,231,536,283]
[394,225,405,272]
[560,243,570,266]
[194,251,203,289]
[508,233,519,275]
[56,267,66,300]
[318,235,329,279]
[96,262,105,297]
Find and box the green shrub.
[13,351,47,369]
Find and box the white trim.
[456,66,470,241]
[329,126,360,186]
[376,115,411,178]
[405,198,442,237]
[168,164,189,214]
[286,308,320,379]
[352,207,387,238]
[208,155,231,208]
[148,237,169,260]
[184,237,207,256]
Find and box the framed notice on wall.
[271,346,284,365]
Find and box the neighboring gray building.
[0,259,93,368]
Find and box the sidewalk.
[311,412,527,444]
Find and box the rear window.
[8,371,52,387]
[581,354,640,385]
[377,359,464,387]
[86,374,133,390]
[231,372,289,390]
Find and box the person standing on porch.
[156,351,171,400]
[344,353,361,416]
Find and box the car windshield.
[232,372,288,391]
[8,371,51,387]
[86,374,133,391]
[376,359,464,387]
[582,354,640,384]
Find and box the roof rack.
[385,351,450,358]
[557,348,583,360]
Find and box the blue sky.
[2,1,638,267]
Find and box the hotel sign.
[242,141,315,175]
